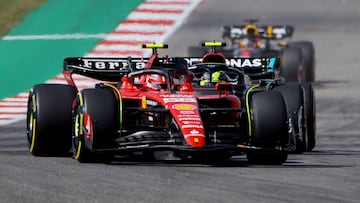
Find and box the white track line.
[2,33,107,40]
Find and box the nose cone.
[184,129,205,147]
[163,95,206,148]
[184,133,206,147]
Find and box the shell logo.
[172,104,196,110]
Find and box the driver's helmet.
[145,74,167,90]
[199,71,227,86]
[240,25,261,49]
[246,27,258,40]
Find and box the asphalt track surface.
[1,0,360,202]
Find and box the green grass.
[0,0,47,37]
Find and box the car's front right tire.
[27,84,76,156]
[246,90,289,165]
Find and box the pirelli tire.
[26,84,77,156]
[302,83,316,151]
[273,83,306,153]
[246,90,289,165]
[280,47,303,82]
[289,41,315,82]
[187,46,208,57]
[72,87,118,163]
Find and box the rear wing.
[63,43,173,81]
[63,57,189,82]
[64,57,139,82]
[186,57,280,81]
[184,57,280,69]
[222,25,294,40]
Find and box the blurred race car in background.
[187,19,316,83]
[26,44,296,165]
[186,42,316,152]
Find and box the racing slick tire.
[72,88,118,163]
[289,41,315,82]
[280,47,303,82]
[273,83,306,153]
[26,84,77,156]
[302,83,316,151]
[246,90,288,165]
[187,46,208,57]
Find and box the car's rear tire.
[302,83,316,151]
[289,41,315,82]
[246,91,288,165]
[280,47,303,82]
[26,84,77,156]
[72,88,118,163]
[273,83,306,153]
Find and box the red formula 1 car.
[26,44,294,164]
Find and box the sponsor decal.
[228,58,262,67]
[179,117,201,121]
[146,100,158,106]
[185,57,263,68]
[272,27,287,39]
[160,94,194,98]
[177,114,200,118]
[182,124,203,129]
[80,58,147,70]
[163,98,197,103]
[179,110,195,115]
[183,121,201,125]
[184,134,205,138]
[141,96,146,108]
[172,104,196,111]
[183,58,202,66]
[230,27,245,38]
[82,58,128,69]
[190,129,199,134]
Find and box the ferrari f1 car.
[26,44,296,165]
[186,42,316,153]
[187,19,316,83]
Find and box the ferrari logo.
[194,138,199,143]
